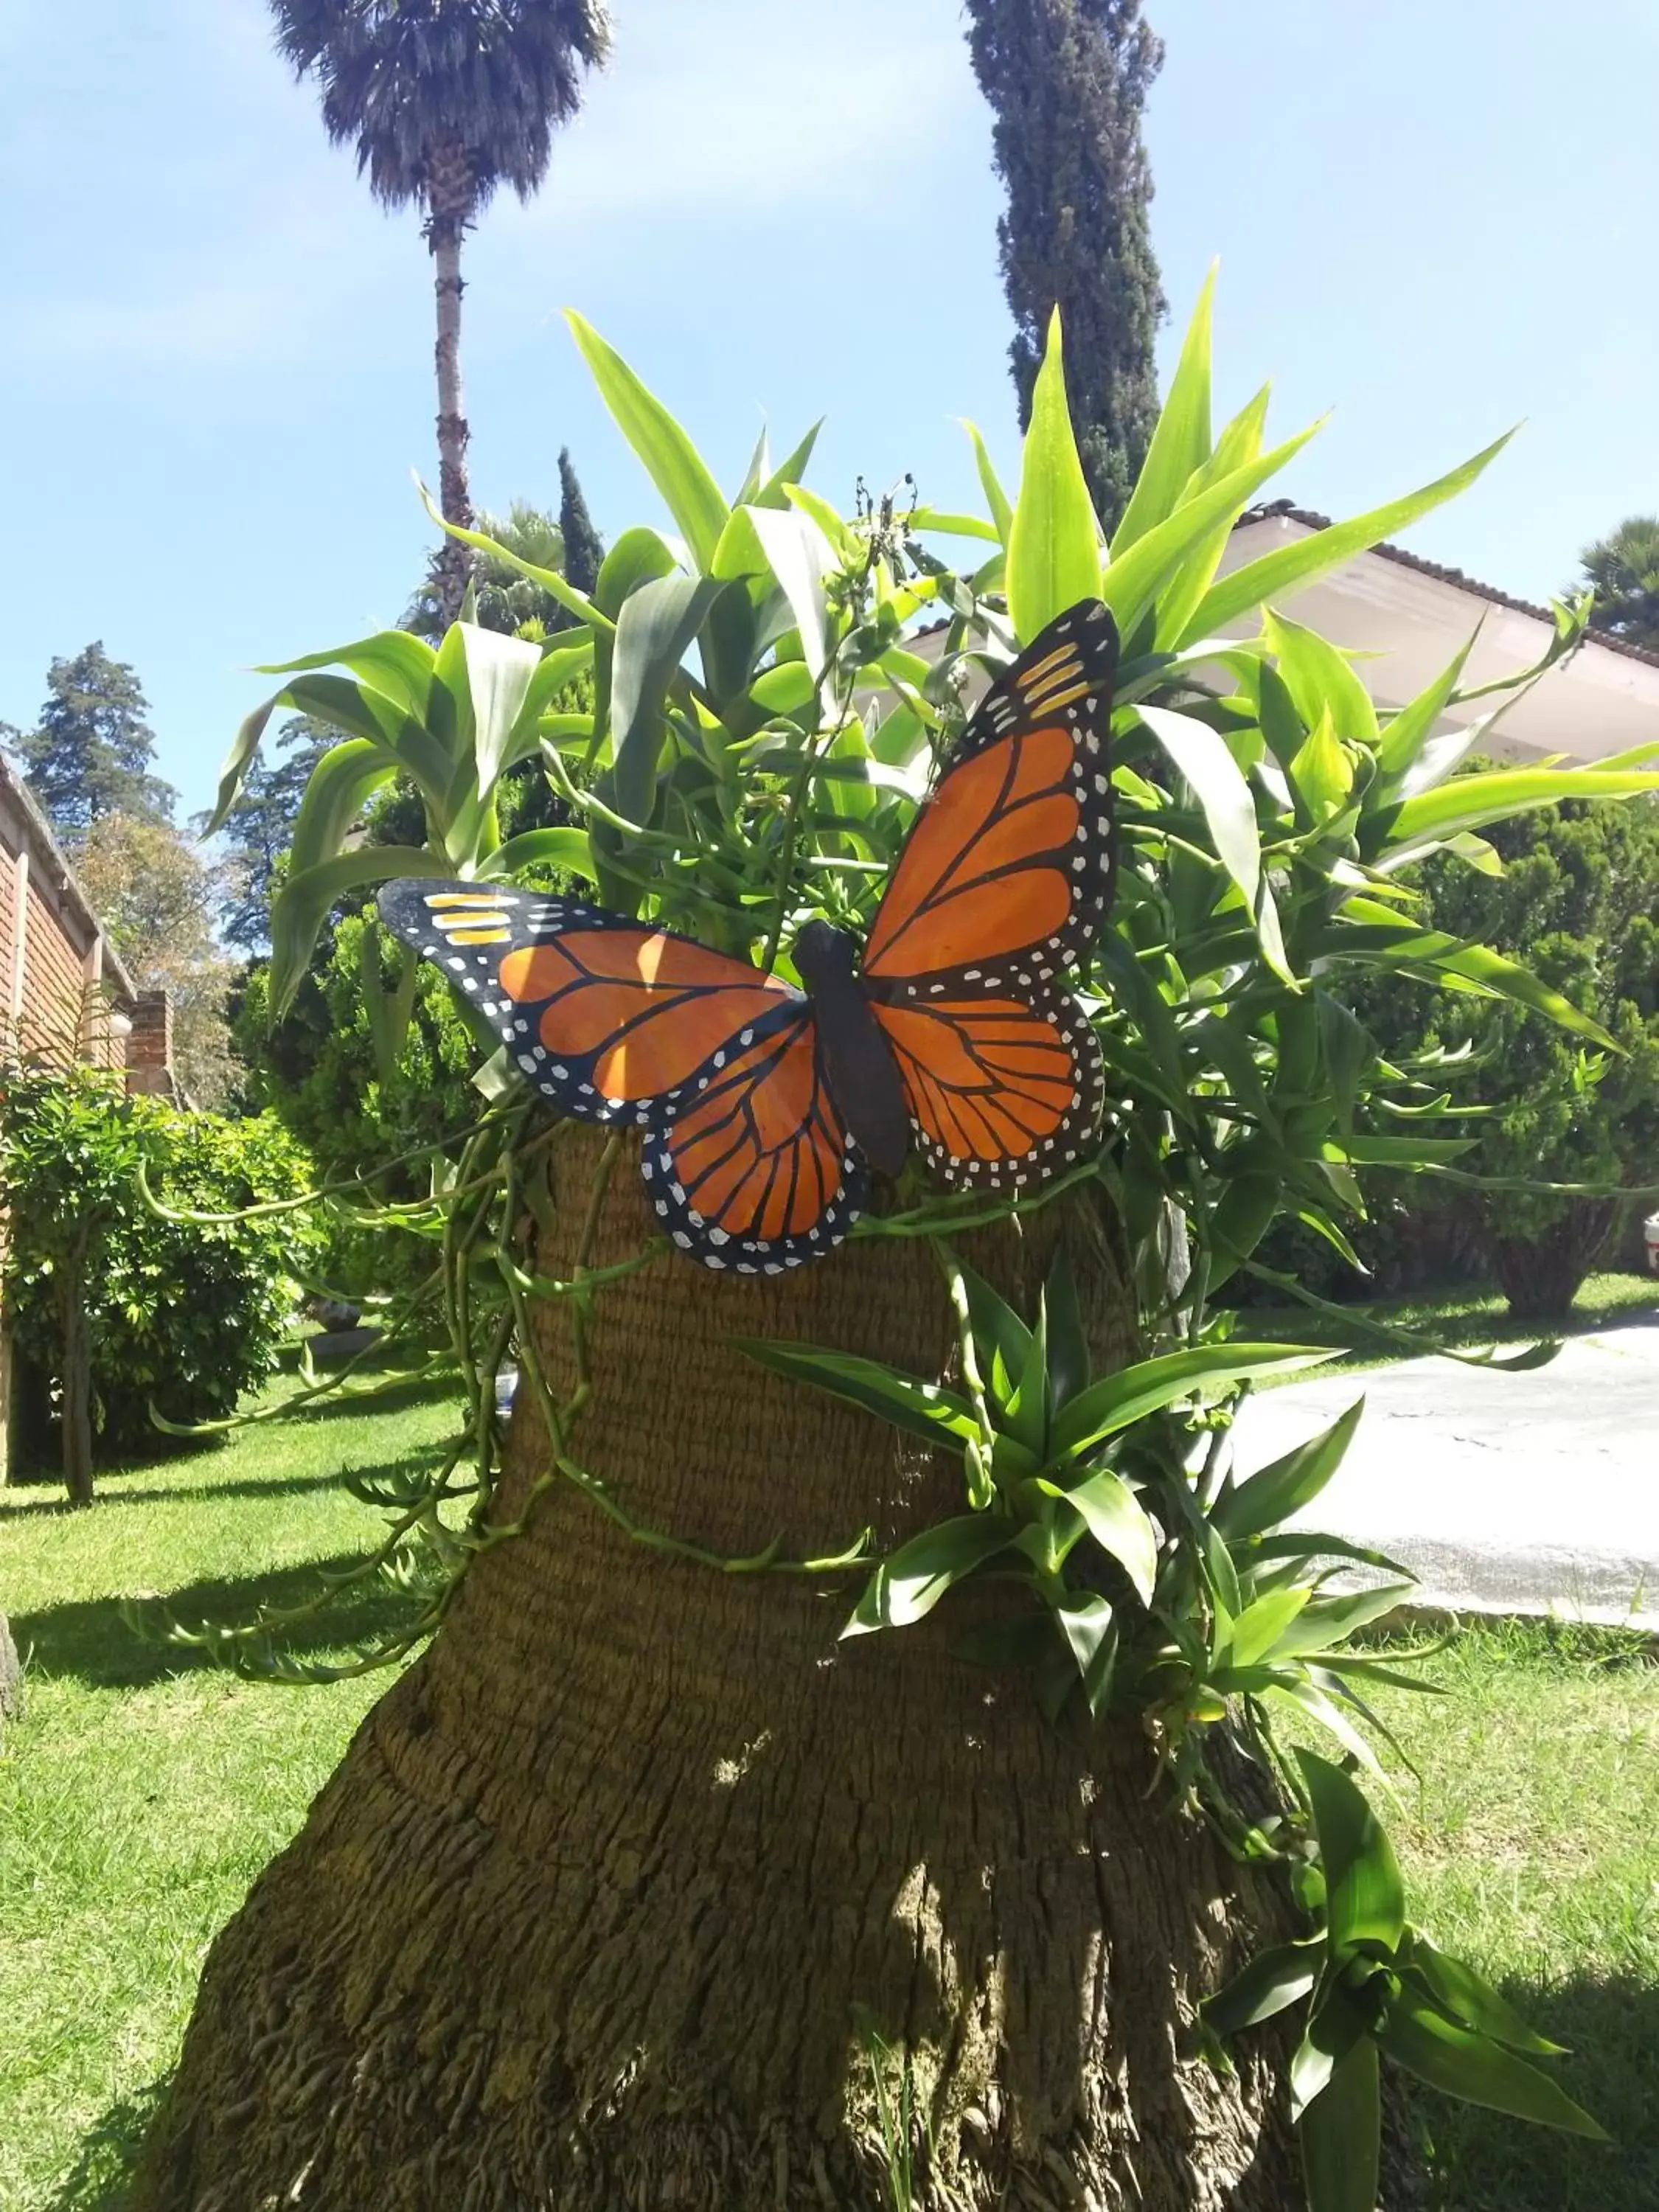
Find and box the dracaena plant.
[210,277,1659,1307]
[198,269,1658,2206]
[742,1258,1606,2198]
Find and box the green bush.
[0,1062,324,1469]
[1345,784,1659,1317]
[231,910,491,1304]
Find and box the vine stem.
[856,1155,1103,1240]
[132,1107,518,1225]
[933,1238,996,1453]
[758,624,863,973]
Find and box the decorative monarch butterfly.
[378,597,1119,1273]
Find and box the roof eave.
[0,754,138,1004]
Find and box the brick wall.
[1,770,148,1477]
[21,872,92,1058]
[0,842,13,1009]
[125,990,174,1095]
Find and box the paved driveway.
[1230,1317,1659,1630]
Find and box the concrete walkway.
[1230,1317,1659,1631]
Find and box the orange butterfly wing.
[378,884,799,1122]
[861,600,1116,1190]
[376,882,863,1269]
[644,1022,865,1272]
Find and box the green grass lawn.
[1239,1268,1659,1378]
[0,1379,464,2212]
[2,1391,1657,2210]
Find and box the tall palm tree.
[1579,514,1659,651]
[271,0,612,619]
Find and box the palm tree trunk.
[426,138,475,628]
[135,1131,1307,2211]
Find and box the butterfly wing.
[378,881,804,1124]
[378,880,863,1269]
[860,599,1117,1192]
[645,1020,866,1271]
[864,987,1105,1194]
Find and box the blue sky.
[4,0,1657,815]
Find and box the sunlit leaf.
[1052,1343,1333,1456]
[1110,262,1214,557]
[1216,1399,1366,1540]
[482,827,598,884]
[1299,2035,1381,2212]
[1184,431,1514,642]
[960,417,1014,546]
[1006,309,1102,643]
[270,846,449,1019]
[1133,705,1262,907]
[844,1514,1018,1636]
[1203,1936,1324,2037]
[1054,1590,1117,1716]
[734,1339,978,1450]
[1102,419,1321,641]
[1377,1992,1607,2138]
[458,622,543,799]
[610,574,728,827]
[1042,1467,1159,1605]
[566,311,729,571]
[1295,1747,1405,1956]
[1408,1936,1567,2057]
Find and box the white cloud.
[484,0,979,229]
[8,0,987,371]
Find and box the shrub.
[0,1061,324,1486]
[1346,783,1659,1317]
[231,911,492,1304]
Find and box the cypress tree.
[557,446,605,599]
[964,0,1166,531]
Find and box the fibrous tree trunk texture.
[0,1609,20,1742]
[426,136,475,629]
[136,1132,1305,2211]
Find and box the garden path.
[1233,1315,1659,1630]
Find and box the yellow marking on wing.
[1020,643,1081,691]
[427,891,511,909]
[1022,677,1091,714]
[448,927,512,944]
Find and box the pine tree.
[212,716,336,950]
[1579,515,1659,651]
[0,641,176,843]
[964,0,1165,531]
[557,445,605,599]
